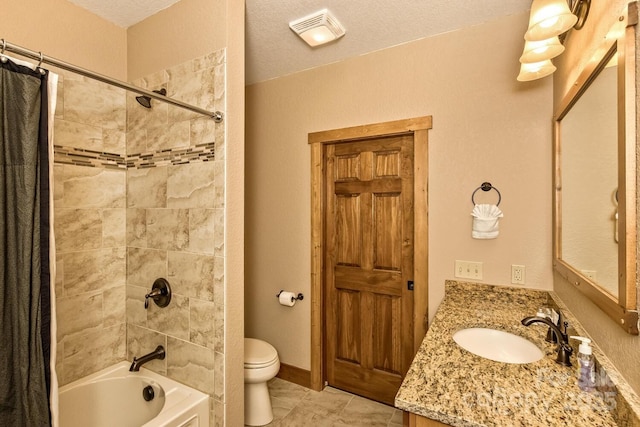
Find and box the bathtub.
[59,361,209,427]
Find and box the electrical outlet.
[511,265,525,285]
[455,260,483,280]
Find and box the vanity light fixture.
[289,9,346,47]
[517,59,557,82]
[525,0,578,41]
[517,0,591,81]
[519,36,565,63]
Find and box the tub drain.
[142,385,155,401]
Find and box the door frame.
[308,116,432,391]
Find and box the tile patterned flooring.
[257,377,404,427]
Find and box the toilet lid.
[245,338,278,367]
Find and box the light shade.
[519,36,565,63]
[525,0,578,41]
[517,59,557,82]
[289,9,346,47]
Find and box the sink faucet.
[129,345,166,372]
[521,316,573,366]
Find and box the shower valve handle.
[144,278,172,310]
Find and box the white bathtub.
[59,361,209,427]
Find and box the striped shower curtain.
[0,55,58,426]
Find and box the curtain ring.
[0,39,6,64]
[36,52,46,75]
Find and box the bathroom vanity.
[395,281,640,427]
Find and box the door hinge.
[408,280,414,291]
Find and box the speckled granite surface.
[395,281,640,427]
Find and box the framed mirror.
[553,6,638,335]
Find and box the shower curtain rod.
[0,39,224,123]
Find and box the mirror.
[553,9,638,335]
[561,53,618,297]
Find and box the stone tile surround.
[52,49,226,426]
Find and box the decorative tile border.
[54,146,127,169]
[127,143,216,169]
[54,143,215,170]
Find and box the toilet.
[244,338,280,426]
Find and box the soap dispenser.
[570,336,595,391]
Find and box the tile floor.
[256,377,404,427]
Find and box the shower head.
[136,88,166,109]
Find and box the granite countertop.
[395,280,640,427]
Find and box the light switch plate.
[455,260,483,280]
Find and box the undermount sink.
[452,328,543,364]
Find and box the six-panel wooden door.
[324,134,415,405]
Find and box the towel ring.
[471,182,501,206]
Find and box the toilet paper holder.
[276,290,304,302]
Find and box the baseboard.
[276,363,312,389]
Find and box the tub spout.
[129,345,165,372]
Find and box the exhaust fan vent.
[289,9,346,47]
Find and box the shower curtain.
[0,56,58,426]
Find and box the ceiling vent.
[289,9,346,47]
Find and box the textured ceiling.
[66,0,182,28]
[67,0,533,85]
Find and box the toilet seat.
[244,338,278,369]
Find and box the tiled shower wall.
[53,50,226,425]
[53,70,128,385]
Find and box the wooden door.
[324,134,414,405]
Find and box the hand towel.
[471,204,503,239]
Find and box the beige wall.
[553,0,640,395]
[245,12,554,370]
[3,0,127,79]
[126,0,227,81]
[222,0,246,425]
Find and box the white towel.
[471,204,503,239]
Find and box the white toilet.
[244,338,280,426]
